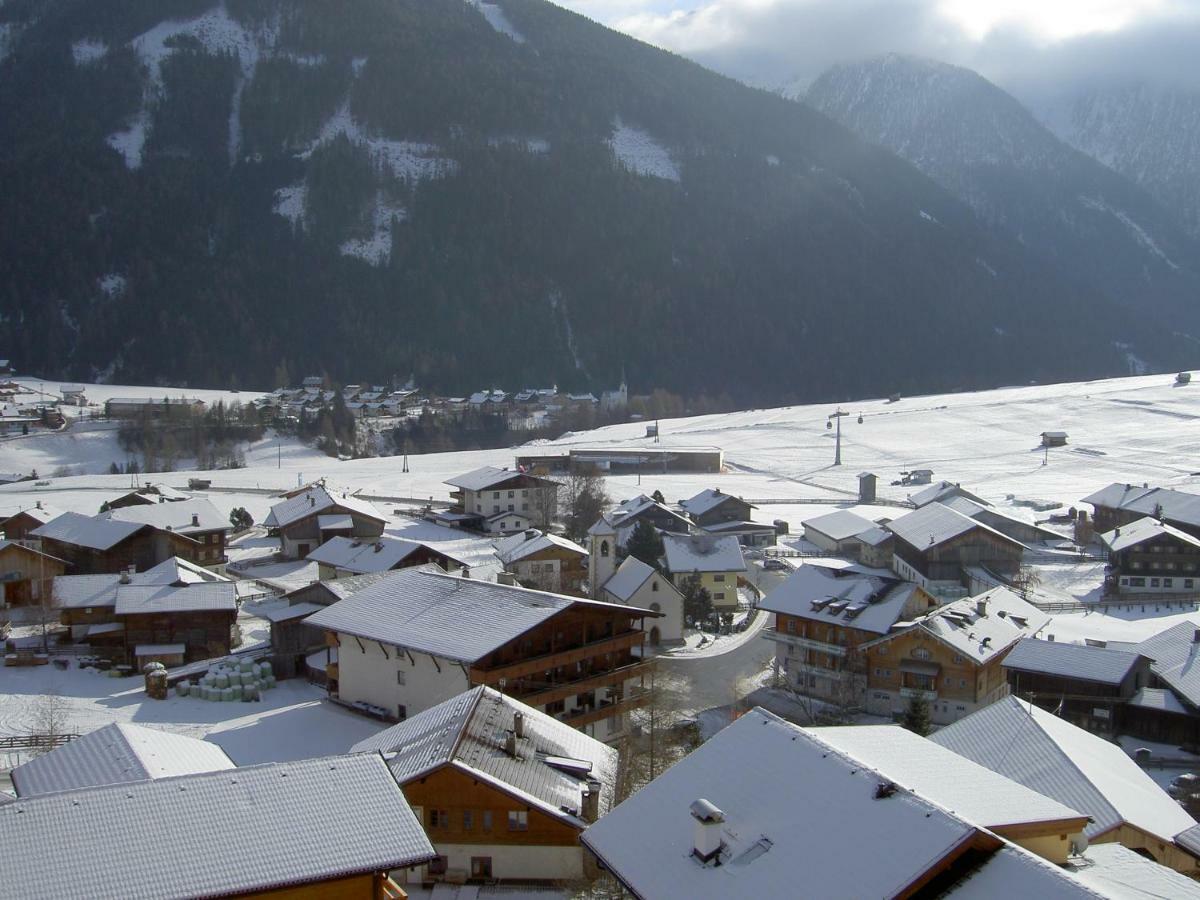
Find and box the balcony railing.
[476,631,644,683]
[503,658,655,708]
[899,687,937,701]
[557,687,651,728]
[764,629,847,657]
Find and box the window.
[650,602,661,613]
[429,856,448,876]
[546,699,565,715]
[952,654,964,664]
[396,670,406,685]
[944,676,952,687]
[714,574,725,583]
[786,619,796,634]
[714,592,725,601]
[493,505,500,514]
[482,811,493,831]
[600,541,610,558]
[1164,578,1174,588]
[1151,578,1161,587]
[507,504,514,512]
[651,581,659,592]
[493,491,500,499]
[463,810,474,831]
[1130,577,1146,587]
[1187,580,1195,589]
[912,647,931,661]
[508,491,515,498]
[508,810,529,831]
[959,679,967,688]
[475,504,481,512]
[471,857,493,879]
[429,809,450,829]
[522,503,528,511]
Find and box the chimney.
[514,711,525,738]
[119,567,133,585]
[975,599,988,617]
[581,779,602,823]
[309,496,315,507]
[35,500,42,510]
[505,731,518,758]
[1193,629,1200,644]
[191,513,199,527]
[690,799,725,863]
[498,571,517,586]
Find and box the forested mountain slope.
[0,1,1188,401]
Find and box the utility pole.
[827,409,849,466]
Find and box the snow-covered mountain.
[1039,83,1200,241]
[805,55,1200,328]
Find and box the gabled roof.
[941,496,1064,542]
[1083,483,1200,529]
[931,696,1197,842]
[1002,638,1145,686]
[1068,842,1200,900]
[353,686,618,829]
[802,509,877,541]
[661,532,745,574]
[52,573,123,609]
[11,723,233,797]
[1,503,62,526]
[305,567,648,664]
[113,581,238,615]
[445,465,552,491]
[105,498,228,535]
[759,563,919,635]
[0,754,434,900]
[810,725,1087,832]
[495,530,586,565]
[138,556,231,585]
[905,588,1049,664]
[948,846,1106,899]
[1100,516,1200,553]
[0,540,67,566]
[909,481,991,508]
[1134,621,1200,709]
[581,708,988,900]
[602,556,670,603]
[679,489,754,518]
[264,485,386,530]
[308,535,465,574]
[887,502,1024,552]
[31,511,147,551]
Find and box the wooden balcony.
[764,628,848,657]
[559,688,652,728]
[474,631,644,684]
[504,658,655,708]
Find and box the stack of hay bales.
[176,658,277,701]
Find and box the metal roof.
[353,686,618,829]
[495,531,586,565]
[264,485,386,529]
[105,498,229,537]
[11,723,234,798]
[114,581,238,615]
[887,502,1023,552]
[679,488,754,517]
[0,754,434,900]
[1100,516,1200,553]
[908,481,991,509]
[1002,638,1143,685]
[1084,483,1200,529]
[802,509,877,541]
[912,588,1049,664]
[1134,622,1200,709]
[31,511,147,551]
[306,567,647,664]
[931,696,1197,841]
[758,563,917,635]
[445,465,551,491]
[601,556,657,602]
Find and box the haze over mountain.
[805,54,1200,335]
[0,0,1191,401]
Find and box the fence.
[0,732,78,752]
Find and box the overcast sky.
[557,0,1200,99]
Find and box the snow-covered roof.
[887,502,1023,551]
[263,485,385,530]
[700,519,776,535]
[1,503,62,525]
[105,497,228,535]
[0,754,433,900]
[1084,483,1200,529]
[758,563,921,635]
[495,530,586,565]
[1068,841,1200,899]
[306,567,648,664]
[679,489,754,517]
[138,556,231,585]
[1134,621,1200,709]
[1129,686,1190,715]
[353,686,618,829]
[11,723,234,798]
[931,696,1197,842]
[262,601,326,623]
[1002,638,1144,686]
[602,556,661,602]
[856,525,893,546]
[31,511,147,550]
[947,845,1104,899]
[661,533,745,574]
[909,481,990,508]
[1100,516,1200,553]
[317,513,353,531]
[581,708,992,900]
[910,588,1049,664]
[113,581,238,615]
[802,509,877,541]
[308,535,464,574]
[811,725,1087,832]
[445,465,550,491]
[52,574,122,609]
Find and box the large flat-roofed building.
[516,446,724,476]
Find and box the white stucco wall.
[607,571,683,644]
[336,634,471,720]
[428,842,584,882]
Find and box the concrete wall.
[607,572,683,644]
[336,635,471,720]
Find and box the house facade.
[599,556,685,644]
[679,489,755,528]
[887,502,1025,594]
[494,529,588,595]
[264,485,387,558]
[1100,517,1200,596]
[104,498,231,572]
[446,466,559,532]
[661,532,746,610]
[32,512,201,574]
[0,540,66,606]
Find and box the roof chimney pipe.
[975,599,988,618]
[505,731,518,758]
[514,711,525,738]
[690,799,725,863]
[581,778,602,823]
[191,513,199,527]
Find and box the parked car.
[1169,773,1199,799]
[762,558,792,572]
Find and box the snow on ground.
[468,0,526,43]
[272,182,306,228]
[0,663,384,764]
[71,38,107,65]
[1029,558,1108,603]
[339,193,406,265]
[305,99,457,184]
[608,118,681,182]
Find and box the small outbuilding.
[1041,431,1069,447]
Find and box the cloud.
[555,0,1200,97]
